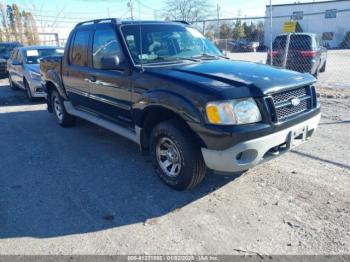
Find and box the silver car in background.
[7,46,64,101]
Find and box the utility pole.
[107,7,110,17]
[216,4,220,38]
[269,0,273,65]
[128,0,134,20]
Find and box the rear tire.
[320,61,326,73]
[24,79,34,101]
[150,120,206,191]
[51,90,76,127]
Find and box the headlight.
[29,71,41,80]
[206,98,262,125]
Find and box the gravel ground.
[0,79,349,255]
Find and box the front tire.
[320,61,326,73]
[150,120,206,191]
[24,79,34,101]
[51,90,76,127]
[9,75,17,90]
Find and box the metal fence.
[191,13,350,89]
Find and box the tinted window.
[0,44,20,54]
[17,51,23,63]
[273,35,312,50]
[92,28,124,69]
[70,30,90,66]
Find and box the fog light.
[235,149,258,164]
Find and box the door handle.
[84,76,97,83]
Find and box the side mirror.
[100,55,127,70]
[12,59,22,66]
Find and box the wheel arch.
[137,104,207,152]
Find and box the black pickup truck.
[40,19,321,190]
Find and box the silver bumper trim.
[201,113,321,173]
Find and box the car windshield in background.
[121,24,222,65]
[0,44,20,57]
[273,35,312,50]
[25,49,64,64]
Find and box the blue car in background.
[0,42,22,78]
[7,46,64,100]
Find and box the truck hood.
[146,59,316,95]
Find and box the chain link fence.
[192,12,350,90]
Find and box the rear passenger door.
[86,27,133,127]
[7,49,18,82]
[12,50,24,86]
[63,29,93,109]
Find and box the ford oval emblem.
[290,97,301,107]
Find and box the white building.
[264,0,350,48]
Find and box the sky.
[2,0,333,40]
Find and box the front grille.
[268,86,315,122]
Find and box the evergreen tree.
[232,19,245,40]
[6,5,17,41]
[219,23,232,39]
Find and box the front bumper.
[201,113,321,173]
[28,78,46,98]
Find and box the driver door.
[86,27,133,128]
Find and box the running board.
[64,101,140,144]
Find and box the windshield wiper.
[158,56,200,62]
[191,53,228,60]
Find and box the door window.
[17,50,23,64]
[70,30,90,67]
[92,28,125,69]
[10,49,18,60]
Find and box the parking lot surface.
[0,78,349,255]
[228,50,350,89]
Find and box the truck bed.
[40,55,63,84]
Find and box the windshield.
[121,24,222,65]
[0,44,20,57]
[25,48,64,64]
[273,35,312,51]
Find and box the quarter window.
[70,30,90,67]
[92,28,124,69]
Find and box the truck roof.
[75,18,190,28]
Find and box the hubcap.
[53,96,63,121]
[156,137,182,177]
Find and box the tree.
[12,4,24,43]
[0,3,11,41]
[22,11,39,45]
[205,30,215,40]
[6,5,17,41]
[219,23,232,39]
[231,19,245,40]
[162,0,213,23]
[0,2,39,45]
